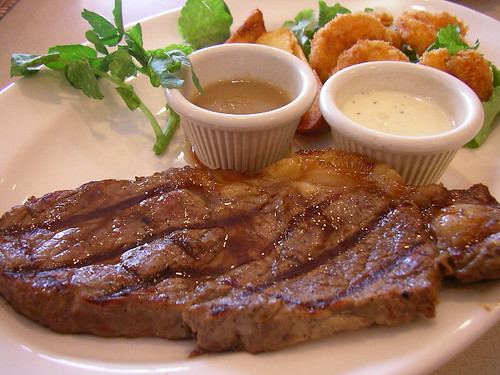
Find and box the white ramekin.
[319,61,484,185]
[165,43,317,172]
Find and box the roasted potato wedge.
[256,28,296,56]
[297,69,329,135]
[255,28,307,63]
[226,9,266,43]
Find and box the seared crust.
[0,150,499,354]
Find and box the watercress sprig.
[10,0,201,156]
[283,2,352,58]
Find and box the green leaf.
[155,44,196,55]
[148,51,184,88]
[85,30,109,55]
[108,49,134,80]
[125,24,149,67]
[81,8,121,46]
[148,48,203,93]
[464,65,500,148]
[127,23,143,49]
[65,60,103,99]
[46,45,98,70]
[115,85,141,110]
[10,53,61,76]
[142,45,194,87]
[283,9,316,58]
[113,0,125,35]
[283,2,351,58]
[401,43,418,62]
[318,1,350,28]
[158,72,185,88]
[153,106,180,155]
[427,24,478,54]
[178,0,233,49]
[492,62,500,87]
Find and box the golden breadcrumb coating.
[309,12,396,81]
[396,10,468,56]
[420,48,493,101]
[333,40,409,73]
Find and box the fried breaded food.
[367,9,403,48]
[396,10,468,56]
[225,9,266,43]
[333,40,410,73]
[418,47,451,71]
[419,48,493,101]
[309,12,396,82]
[369,9,394,27]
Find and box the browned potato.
[297,70,330,135]
[256,28,297,56]
[226,9,266,43]
[254,28,307,62]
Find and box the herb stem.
[92,69,165,141]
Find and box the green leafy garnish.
[284,1,351,58]
[317,1,351,28]
[46,45,99,70]
[178,0,233,49]
[153,105,180,155]
[401,44,418,63]
[465,63,500,148]
[10,53,61,76]
[10,0,202,156]
[283,9,317,57]
[426,24,479,54]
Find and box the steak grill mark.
[0,150,498,354]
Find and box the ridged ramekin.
[165,43,317,172]
[319,61,484,185]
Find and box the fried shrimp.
[419,48,493,101]
[366,10,402,48]
[418,47,451,71]
[333,40,409,73]
[396,10,468,56]
[309,12,395,82]
[368,9,394,27]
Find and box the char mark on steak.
[0,149,499,354]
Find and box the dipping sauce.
[192,79,291,114]
[341,89,454,136]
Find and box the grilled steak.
[0,149,499,354]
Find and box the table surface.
[0,1,499,374]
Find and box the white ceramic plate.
[0,1,499,374]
